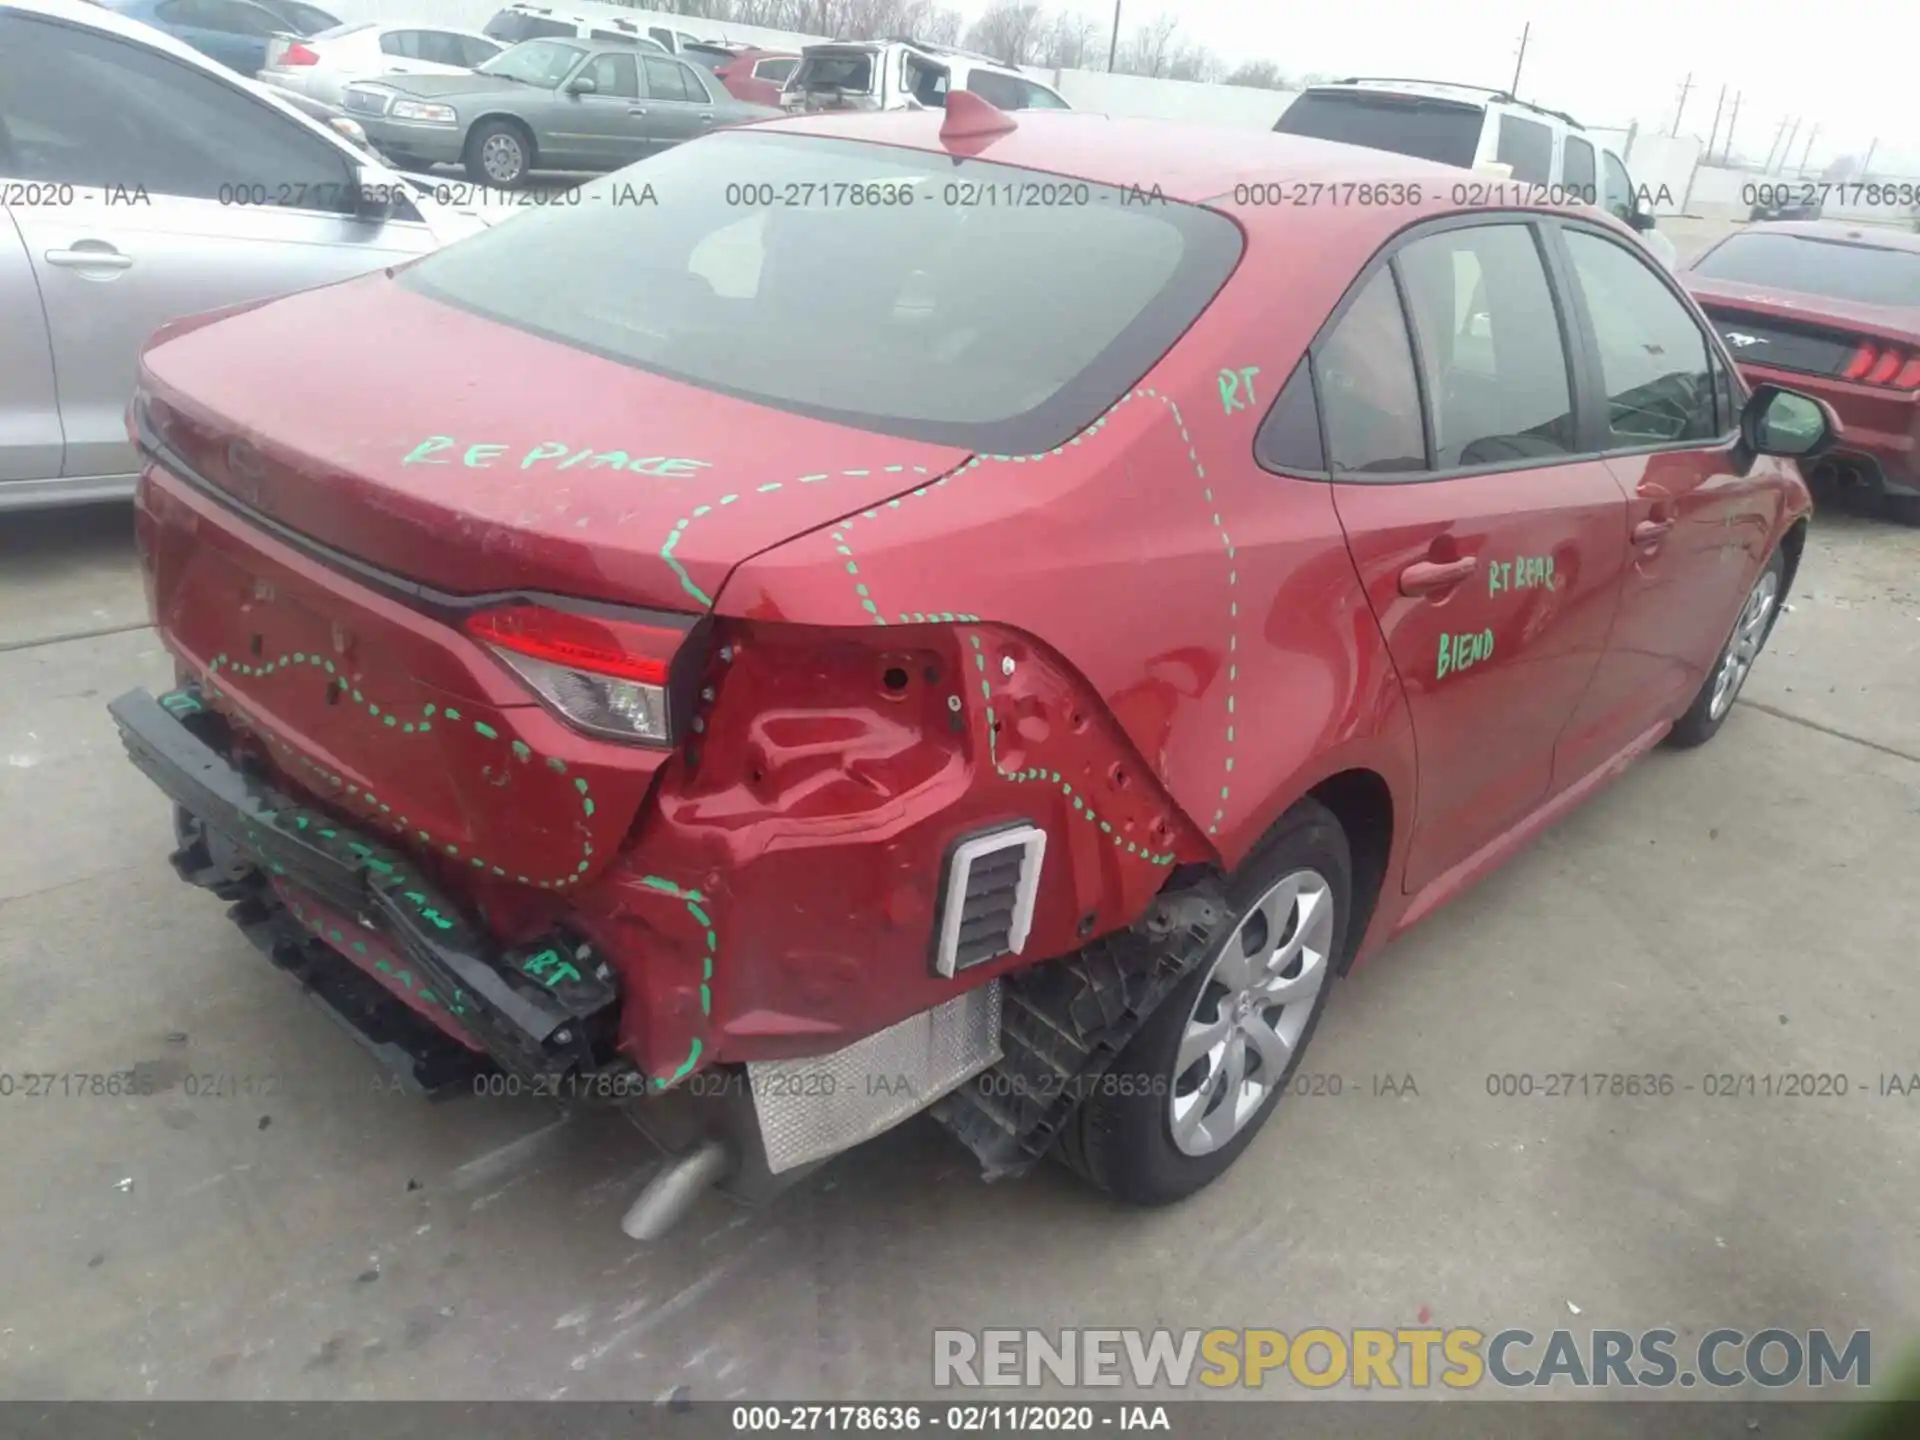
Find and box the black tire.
[1665,546,1787,749]
[1061,798,1351,1206]
[463,120,532,187]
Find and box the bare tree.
[1223,59,1290,90]
[1036,9,1098,68]
[1113,13,1177,77]
[964,2,1047,63]
[1166,43,1220,83]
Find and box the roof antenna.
[940,89,1018,144]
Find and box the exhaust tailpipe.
[621,1137,732,1241]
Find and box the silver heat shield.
[748,981,1003,1174]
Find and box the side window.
[1315,269,1427,476]
[904,54,948,106]
[648,25,675,49]
[380,30,422,58]
[414,31,478,65]
[1253,358,1326,474]
[0,15,353,209]
[1021,81,1070,109]
[1563,230,1716,447]
[1494,114,1552,184]
[457,36,502,67]
[642,55,694,101]
[1394,223,1575,467]
[580,51,638,99]
[1600,152,1634,222]
[156,0,211,25]
[754,57,796,84]
[965,70,1026,110]
[205,0,281,36]
[676,60,713,101]
[1563,137,1596,204]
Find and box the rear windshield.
[396,132,1242,453]
[794,50,876,93]
[483,10,575,42]
[1273,91,1482,168]
[1691,233,1920,309]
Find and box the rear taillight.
[464,604,692,745]
[1841,341,1920,390]
[282,41,321,65]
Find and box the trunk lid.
[1685,275,1920,351]
[136,272,974,615]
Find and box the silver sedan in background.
[0,0,491,512]
[258,21,505,115]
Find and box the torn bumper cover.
[108,685,618,1088]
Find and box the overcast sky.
[948,0,1915,174]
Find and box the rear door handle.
[1399,557,1477,596]
[1633,518,1674,544]
[44,246,134,271]
[628,106,648,115]
[698,112,714,124]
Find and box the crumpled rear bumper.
[108,684,622,1089]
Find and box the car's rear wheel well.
[1306,769,1393,973]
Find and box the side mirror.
[1741,383,1841,460]
[1628,207,1656,232]
[566,74,597,95]
[351,162,395,222]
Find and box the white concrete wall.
[1043,68,1295,129]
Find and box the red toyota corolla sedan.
[111,96,1836,1238]
[1682,220,1920,521]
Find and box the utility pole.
[1106,0,1121,72]
[1762,116,1789,172]
[1775,118,1800,174]
[1671,73,1692,135]
[1797,122,1820,174]
[1704,84,1727,160]
[1509,22,1529,96]
[1861,137,1879,177]
[1720,92,1742,163]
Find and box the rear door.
[1321,217,1629,894]
[0,207,64,487]
[638,55,717,152]
[1550,221,1765,768]
[0,12,437,483]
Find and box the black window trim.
[1254,209,1754,485]
[1543,215,1743,458]
[1255,211,1595,484]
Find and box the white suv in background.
[483,3,680,54]
[782,37,1069,113]
[1273,78,1678,266]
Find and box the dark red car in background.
[711,46,797,106]
[1682,221,1920,521]
[110,101,1838,1240]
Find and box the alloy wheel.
[482,133,525,184]
[1707,569,1779,721]
[1167,868,1335,1157]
